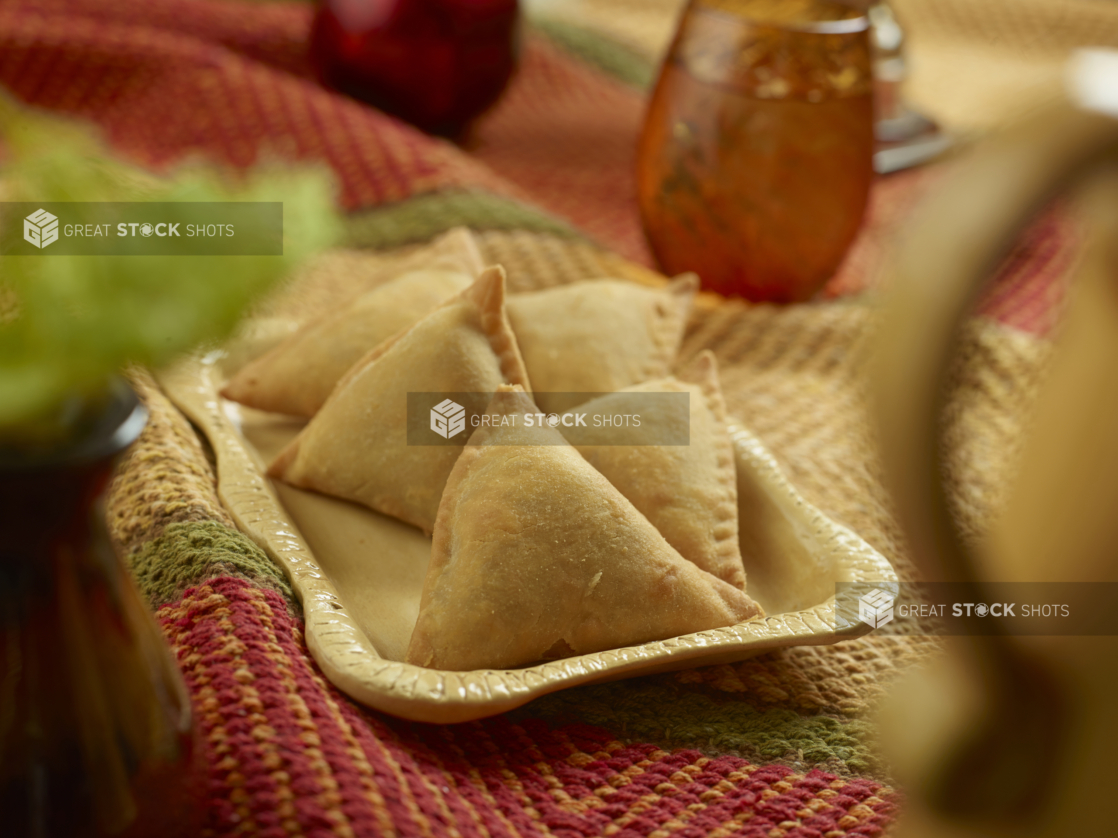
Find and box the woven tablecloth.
[2,0,1098,834]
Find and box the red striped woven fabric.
[0,0,1077,334]
[163,577,899,838]
[0,0,519,209]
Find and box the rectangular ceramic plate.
[161,353,896,723]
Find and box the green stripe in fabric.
[513,679,882,777]
[127,520,296,609]
[531,17,658,89]
[342,190,581,250]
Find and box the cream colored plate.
[160,353,896,723]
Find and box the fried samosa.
[560,351,746,589]
[268,266,529,533]
[506,275,696,414]
[405,385,763,671]
[222,230,484,416]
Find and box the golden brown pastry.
[268,266,530,533]
[221,231,483,416]
[560,351,746,589]
[506,275,697,414]
[405,385,763,671]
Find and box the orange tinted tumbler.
[637,0,874,302]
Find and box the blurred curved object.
[870,51,1118,836]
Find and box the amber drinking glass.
[637,0,874,302]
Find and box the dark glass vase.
[0,381,205,838]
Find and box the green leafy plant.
[0,96,338,444]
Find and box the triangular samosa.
[406,385,763,671]
[506,275,697,414]
[269,266,530,533]
[561,351,747,589]
[222,229,483,416]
